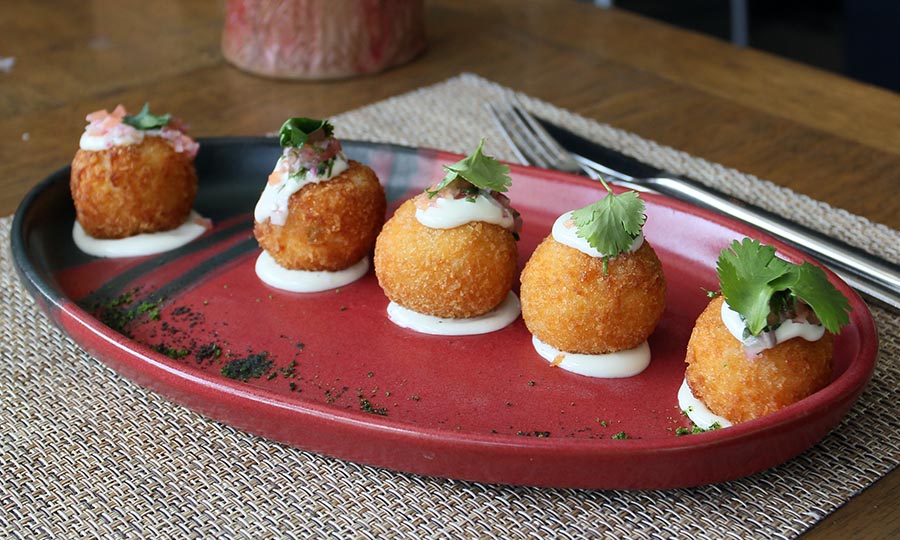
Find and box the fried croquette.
[70,136,198,239]
[520,237,666,354]
[685,295,834,424]
[374,199,518,319]
[254,160,386,271]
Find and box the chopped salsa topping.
[82,103,198,157]
[268,117,344,186]
[415,140,522,237]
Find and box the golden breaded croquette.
[685,295,833,424]
[374,199,518,318]
[70,136,197,239]
[254,160,386,272]
[520,237,666,354]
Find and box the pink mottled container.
[222,0,426,80]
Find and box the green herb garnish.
[717,238,851,336]
[86,288,164,337]
[221,352,272,381]
[279,117,333,148]
[426,139,511,197]
[288,168,308,181]
[675,422,722,436]
[195,343,222,363]
[135,301,161,321]
[701,287,721,298]
[151,344,189,359]
[358,394,388,416]
[122,103,171,130]
[570,178,646,270]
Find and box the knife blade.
[537,118,900,311]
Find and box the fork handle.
[641,174,900,310]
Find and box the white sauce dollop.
[254,153,349,226]
[720,301,825,355]
[551,211,643,258]
[79,125,198,156]
[415,191,515,230]
[255,250,368,293]
[386,292,520,336]
[677,378,733,430]
[72,211,209,258]
[531,336,651,378]
[79,124,145,150]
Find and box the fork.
[488,97,652,193]
[487,98,599,179]
[487,96,900,311]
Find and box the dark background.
[603,0,900,92]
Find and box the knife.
[537,118,900,311]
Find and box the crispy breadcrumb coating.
[520,237,666,354]
[70,136,197,238]
[685,295,834,424]
[374,199,518,318]
[254,160,386,271]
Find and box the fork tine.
[486,102,530,166]
[509,98,571,166]
[503,99,559,168]
[488,102,553,169]
[490,96,601,179]
[507,96,564,168]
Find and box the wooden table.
[2,1,897,538]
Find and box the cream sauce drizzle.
[386,292,520,336]
[79,126,198,156]
[531,336,651,378]
[72,211,209,258]
[79,125,144,150]
[254,153,349,227]
[720,301,825,355]
[550,211,643,258]
[677,378,734,430]
[254,250,368,293]
[415,192,515,230]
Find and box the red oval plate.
[11,138,878,489]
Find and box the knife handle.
[643,174,900,310]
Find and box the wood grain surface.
[1,1,897,538]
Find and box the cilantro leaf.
[789,262,852,333]
[426,139,511,197]
[717,238,851,336]
[122,103,171,130]
[279,117,333,148]
[571,190,646,258]
[717,239,793,335]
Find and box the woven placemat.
[2,73,898,539]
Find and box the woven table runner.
[3,73,898,539]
